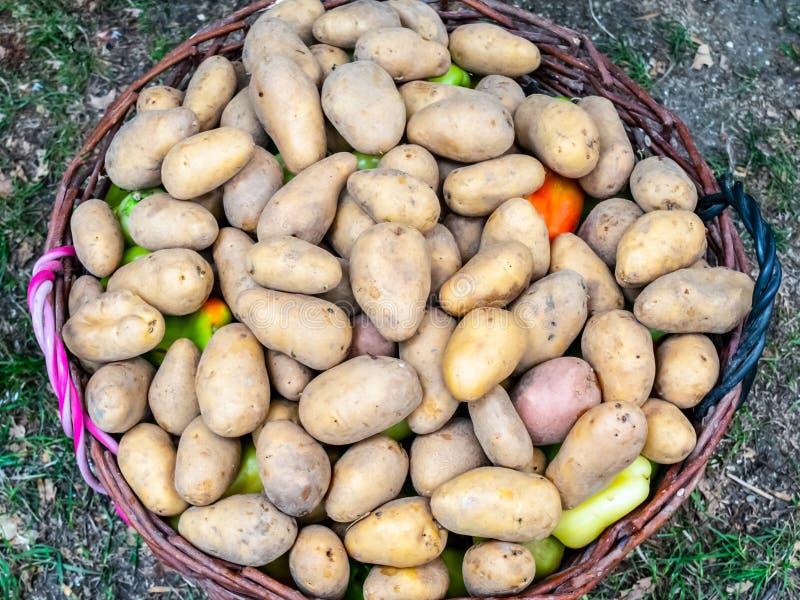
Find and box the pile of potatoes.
[63,0,755,597]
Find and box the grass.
[598,36,654,90]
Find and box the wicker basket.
[32,1,781,598]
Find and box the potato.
[190,187,224,221]
[62,290,165,363]
[106,107,198,190]
[136,85,184,112]
[221,151,281,234]
[238,288,352,370]
[257,152,357,244]
[250,55,325,173]
[175,416,240,506]
[312,0,400,47]
[449,23,540,77]
[581,309,655,406]
[290,525,349,599]
[363,559,449,600]
[182,55,237,131]
[107,249,213,316]
[161,127,254,200]
[480,197,549,279]
[512,357,601,445]
[634,267,754,334]
[577,96,635,198]
[615,210,707,288]
[443,154,545,217]
[468,385,533,470]
[577,198,643,267]
[344,497,447,567]
[322,61,406,155]
[310,43,350,78]
[265,0,325,45]
[86,358,154,434]
[355,27,450,82]
[642,398,698,464]
[178,494,297,566]
[654,334,719,408]
[300,356,422,445]
[68,275,103,316]
[463,542,535,597]
[71,199,123,277]
[246,236,341,294]
[431,467,561,541]
[443,214,484,262]
[516,95,600,178]
[242,16,321,85]
[410,418,488,496]
[220,87,270,147]
[266,350,314,402]
[399,81,482,117]
[348,313,398,358]
[325,435,409,522]
[148,338,200,435]
[264,397,301,426]
[320,258,360,317]
[118,423,187,516]
[328,192,376,259]
[386,0,448,46]
[196,324,270,437]
[549,233,623,314]
[510,270,588,373]
[408,94,514,162]
[128,193,218,251]
[522,447,547,476]
[378,144,439,190]
[425,225,462,296]
[442,307,526,401]
[475,74,526,114]
[439,241,533,317]
[630,156,698,212]
[231,60,248,90]
[545,401,648,509]
[212,228,259,320]
[350,223,431,342]
[347,168,440,232]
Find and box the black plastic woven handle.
[693,174,782,418]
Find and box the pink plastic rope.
[28,246,119,495]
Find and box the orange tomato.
[526,168,585,241]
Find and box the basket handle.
[693,174,782,418]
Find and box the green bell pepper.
[110,187,164,245]
[222,439,263,497]
[343,559,371,600]
[260,552,293,585]
[521,536,565,581]
[440,547,468,598]
[552,455,652,549]
[382,418,412,441]
[274,153,296,183]
[650,328,667,342]
[429,63,472,88]
[353,151,383,170]
[104,183,129,210]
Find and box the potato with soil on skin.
[86,358,154,434]
[480,197,550,280]
[348,313,398,358]
[220,87,270,147]
[581,309,655,407]
[136,85,184,112]
[290,525,350,600]
[387,0,448,46]
[641,398,697,464]
[442,307,526,401]
[449,23,540,77]
[510,270,588,374]
[312,0,400,47]
[68,275,103,316]
[212,228,259,320]
[350,223,431,342]
[179,494,297,566]
[322,61,406,155]
[310,44,350,78]
[107,248,213,316]
[408,94,515,162]
[62,290,165,363]
[256,420,331,517]
[511,357,601,445]
[378,144,439,190]
[577,96,635,198]
[242,16,321,85]
[439,241,533,317]
[320,258,361,317]
[463,542,535,597]
[196,323,270,437]
[175,416,241,506]
[469,385,533,470]
[250,55,326,174]
[70,199,124,277]
[161,127,254,200]
[410,418,488,496]
[148,338,200,435]
[347,168,440,232]
[355,27,450,82]
[264,398,301,425]
[264,0,325,45]
[363,559,449,600]
[443,154,545,217]
[630,155,698,212]
[515,95,600,178]
[475,74,526,114]
[246,236,342,294]
[443,213,484,262]
[634,267,754,334]
[399,81,484,117]
[325,435,409,522]
[257,152,357,244]
[577,198,643,267]
[222,147,283,233]
[118,423,188,516]
[266,350,315,401]
[654,334,719,409]
[128,193,219,251]
[615,210,707,288]
[182,55,237,131]
[549,233,623,314]
[521,447,547,475]
[425,225,462,296]
[344,496,447,568]
[105,107,199,190]
[545,401,648,509]
[327,192,375,260]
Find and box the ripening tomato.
[526,168,585,241]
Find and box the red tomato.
[526,168,585,241]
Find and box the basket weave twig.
[36,1,781,598]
